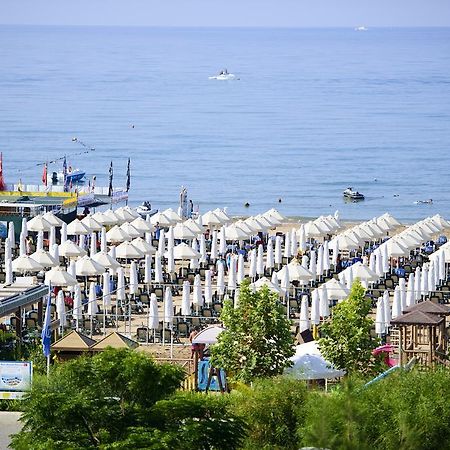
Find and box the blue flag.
[41,286,52,358]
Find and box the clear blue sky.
[2,0,450,27]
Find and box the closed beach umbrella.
[281,265,290,296]
[102,271,111,308]
[256,244,265,276]
[157,229,165,254]
[301,254,309,269]
[237,253,245,284]
[154,252,163,283]
[75,255,105,276]
[100,227,107,252]
[227,255,237,291]
[68,260,76,281]
[398,277,407,310]
[266,239,274,270]
[275,236,282,266]
[391,287,402,320]
[299,295,310,332]
[414,267,421,300]
[36,231,44,251]
[219,227,227,255]
[271,271,279,289]
[50,243,60,262]
[375,297,386,335]
[319,285,330,318]
[5,252,13,284]
[166,244,175,273]
[88,281,97,317]
[56,291,66,328]
[73,284,83,324]
[421,266,429,296]
[217,262,225,296]
[309,250,317,281]
[144,254,152,284]
[7,222,15,249]
[298,225,307,252]
[164,287,174,326]
[79,234,86,251]
[129,261,139,295]
[19,232,26,256]
[148,293,159,329]
[27,215,52,232]
[193,274,203,308]
[189,238,199,270]
[316,245,324,277]
[199,234,207,263]
[106,225,130,244]
[210,230,218,261]
[116,267,126,302]
[181,281,191,316]
[310,289,320,325]
[59,240,87,258]
[115,241,144,259]
[49,226,56,250]
[383,290,391,329]
[428,262,436,293]
[406,273,415,307]
[290,229,298,256]
[45,266,77,287]
[323,240,330,273]
[283,232,291,259]
[12,255,43,273]
[248,248,257,279]
[90,232,97,256]
[204,269,213,304]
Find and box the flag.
[42,162,48,186]
[62,156,68,192]
[108,161,113,197]
[41,286,52,358]
[126,158,131,192]
[0,152,6,191]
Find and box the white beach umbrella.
[351,262,379,284]
[73,284,83,324]
[256,244,265,276]
[227,255,237,291]
[98,227,106,252]
[7,222,15,249]
[224,224,247,241]
[184,218,203,235]
[266,208,285,222]
[309,250,317,281]
[92,211,116,227]
[102,271,111,308]
[204,269,213,305]
[106,225,130,243]
[89,232,97,256]
[298,225,307,252]
[248,248,257,279]
[324,278,349,301]
[49,227,56,250]
[374,250,384,278]
[19,232,26,256]
[143,254,152,284]
[115,207,137,224]
[319,285,330,318]
[414,267,422,300]
[129,261,139,295]
[116,267,126,302]
[154,252,163,283]
[132,237,155,255]
[283,232,291,259]
[45,266,77,287]
[79,234,86,251]
[199,234,207,263]
[173,222,196,240]
[406,273,415,307]
[170,242,200,260]
[181,281,191,316]
[310,289,320,325]
[391,287,402,320]
[399,277,407,310]
[5,252,13,284]
[29,249,58,267]
[166,243,175,273]
[148,293,159,329]
[382,290,390,330]
[27,215,52,232]
[375,297,386,335]
[36,231,44,251]
[164,287,174,327]
[162,208,182,223]
[290,228,298,256]
[237,253,245,284]
[67,219,90,236]
[157,229,166,255]
[323,240,330,273]
[266,239,274,270]
[12,254,43,273]
[217,262,225,296]
[115,241,144,259]
[150,211,174,227]
[87,281,97,317]
[428,262,436,293]
[193,274,204,308]
[42,211,62,228]
[81,215,102,232]
[281,265,290,297]
[50,243,60,262]
[59,239,87,258]
[421,266,429,296]
[210,230,218,261]
[386,239,409,258]
[103,209,122,225]
[316,245,324,277]
[277,261,313,283]
[275,235,282,266]
[202,211,224,228]
[131,216,154,234]
[120,222,142,238]
[219,227,227,255]
[299,295,310,332]
[251,277,283,295]
[75,255,105,276]
[56,291,66,329]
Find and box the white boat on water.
[136,202,158,217]
[355,26,368,31]
[209,69,236,80]
[343,187,365,201]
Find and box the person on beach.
[155,222,160,240]
[189,326,205,359]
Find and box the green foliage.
[230,377,307,450]
[0,330,20,360]
[319,280,381,376]
[211,281,294,383]
[301,369,450,450]
[10,348,245,450]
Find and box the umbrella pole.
[103,296,106,336]
[170,326,173,359]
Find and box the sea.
[0,26,449,222]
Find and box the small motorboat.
[343,187,365,201]
[355,26,368,31]
[209,69,236,80]
[136,201,158,217]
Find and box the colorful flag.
[0,152,6,191]
[126,158,131,192]
[41,286,52,358]
[108,161,113,197]
[42,162,48,186]
[63,156,68,191]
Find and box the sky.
[2,0,450,27]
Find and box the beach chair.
[136,327,150,343]
[176,321,189,338]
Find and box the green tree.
[318,280,381,376]
[11,348,246,449]
[211,281,294,383]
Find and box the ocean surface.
[0,25,449,222]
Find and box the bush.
[230,377,307,450]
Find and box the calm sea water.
[1,26,449,221]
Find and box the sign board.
[0,361,32,399]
